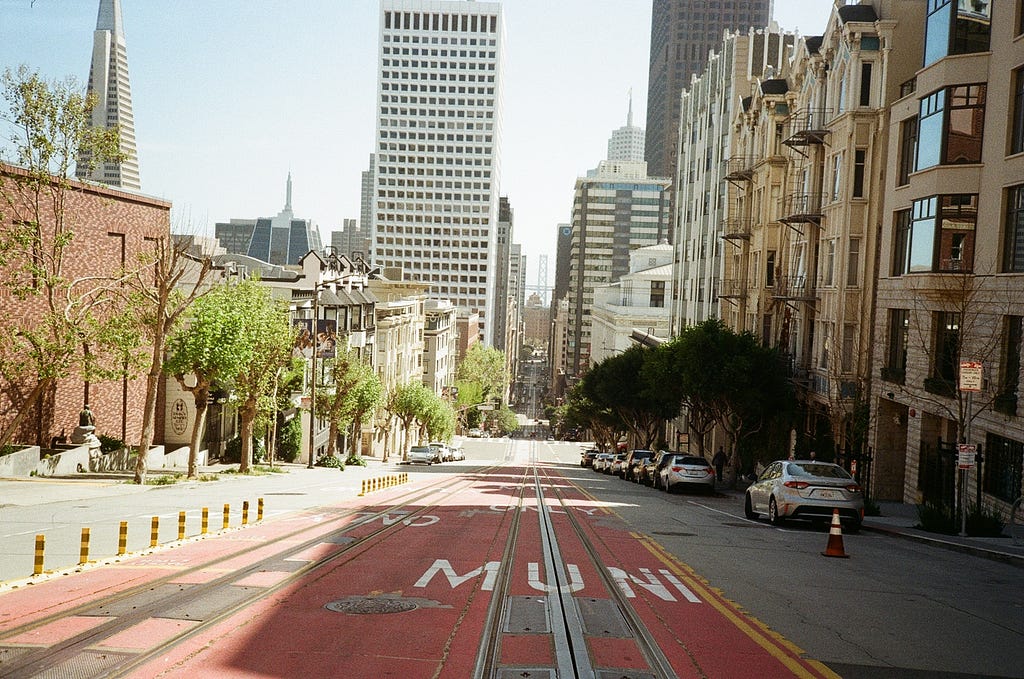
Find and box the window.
[932,311,960,386]
[831,153,842,202]
[824,239,836,286]
[984,433,1023,503]
[649,280,665,308]
[916,85,986,171]
[998,315,1023,414]
[766,250,776,287]
[1013,67,1024,156]
[859,63,872,107]
[905,194,977,273]
[853,149,866,198]
[847,238,860,287]
[1005,185,1024,273]
[898,117,918,186]
[885,309,909,383]
[924,0,991,67]
[842,324,856,373]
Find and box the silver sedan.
[745,460,864,530]
[659,455,716,493]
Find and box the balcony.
[772,275,817,302]
[779,193,824,226]
[783,109,831,148]
[720,218,752,243]
[723,157,755,183]
[717,278,748,300]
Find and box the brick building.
[0,163,171,449]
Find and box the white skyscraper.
[372,0,504,345]
[606,92,645,162]
[76,0,140,190]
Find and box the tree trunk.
[0,379,50,451]
[188,388,210,479]
[238,395,257,474]
[134,338,164,484]
[326,417,339,460]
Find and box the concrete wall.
[0,444,206,478]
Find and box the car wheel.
[768,496,784,525]
[665,479,673,494]
[744,493,757,519]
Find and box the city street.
[0,438,1021,678]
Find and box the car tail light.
[670,466,683,472]
[846,484,862,493]
[783,481,809,489]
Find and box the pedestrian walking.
[712,446,727,486]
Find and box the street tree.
[456,344,506,402]
[314,348,365,462]
[125,235,214,483]
[347,362,383,459]
[0,66,130,448]
[164,281,251,478]
[390,381,432,460]
[231,280,294,473]
[421,391,456,442]
[562,384,626,451]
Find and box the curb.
[863,523,1024,569]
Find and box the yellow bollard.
[150,516,159,548]
[223,504,230,530]
[359,479,366,497]
[201,507,209,534]
[257,497,264,522]
[34,534,44,575]
[178,511,186,541]
[118,521,128,555]
[79,527,90,565]
[242,500,249,526]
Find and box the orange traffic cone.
[821,508,849,558]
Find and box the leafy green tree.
[313,348,365,462]
[494,404,519,435]
[347,362,383,459]
[164,282,251,478]
[562,384,625,451]
[390,381,432,460]
[456,344,506,402]
[421,391,456,442]
[0,66,129,448]
[231,279,295,473]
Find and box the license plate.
[816,489,842,500]
[685,469,705,476]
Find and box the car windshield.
[788,462,852,479]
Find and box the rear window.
[788,462,852,479]
[631,450,653,459]
[677,456,709,466]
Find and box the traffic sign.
[958,444,976,470]
[959,361,983,392]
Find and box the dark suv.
[622,449,654,481]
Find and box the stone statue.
[78,404,95,428]
[71,403,100,450]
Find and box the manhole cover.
[325,595,448,615]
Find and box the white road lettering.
[413,559,500,590]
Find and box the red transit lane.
[0,451,839,679]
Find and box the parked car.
[608,453,628,476]
[593,453,613,472]
[449,445,465,461]
[427,442,450,462]
[744,460,864,530]
[467,428,483,438]
[406,446,434,465]
[622,449,654,481]
[580,448,600,468]
[660,455,716,493]
[641,450,679,488]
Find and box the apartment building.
[872,0,1023,510]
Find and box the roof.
[838,5,878,23]
[761,79,789,95]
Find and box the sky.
[0,0,833,292]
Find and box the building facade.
[423,299,458,396]
[371,1,505,345]
[607,95,645,163]
[492,196,513,352]
[332,218,372,262]
[76,0,141,190]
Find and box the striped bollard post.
[79,527,90,565]
[201,507,209,534]
[150,517,159,548]
[257,497,264,522]
[223,504,230,530]
[242,500,249,526]
[118,521,128,555]
[33,534,44,575]
[178,511,186,541]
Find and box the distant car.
[641,450,678,488]
[450,445,465,461]
[622,449,654,481]
[593,453,613,472]
[745,460,864,531]
[468,428,483,438]
[427,442,450,462]
[660,455,716,493]
[608,453,628,476]
[580,449,600,468]
[406,446,434,465]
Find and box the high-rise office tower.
[492,196,513,351]
[644,0,771,228]
[360,154,375,236]
[76,0,140,190]
[372,0,505,345]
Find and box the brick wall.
[0,164,171,448]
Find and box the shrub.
[916,502,957,535]
[966,503,1005,537]
[317,454,344,469]
[345,455,367,467]
[223,436,265,464]
[275,417,302,463]
[97,435,124,453]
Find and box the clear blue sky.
[0,0,832,290]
